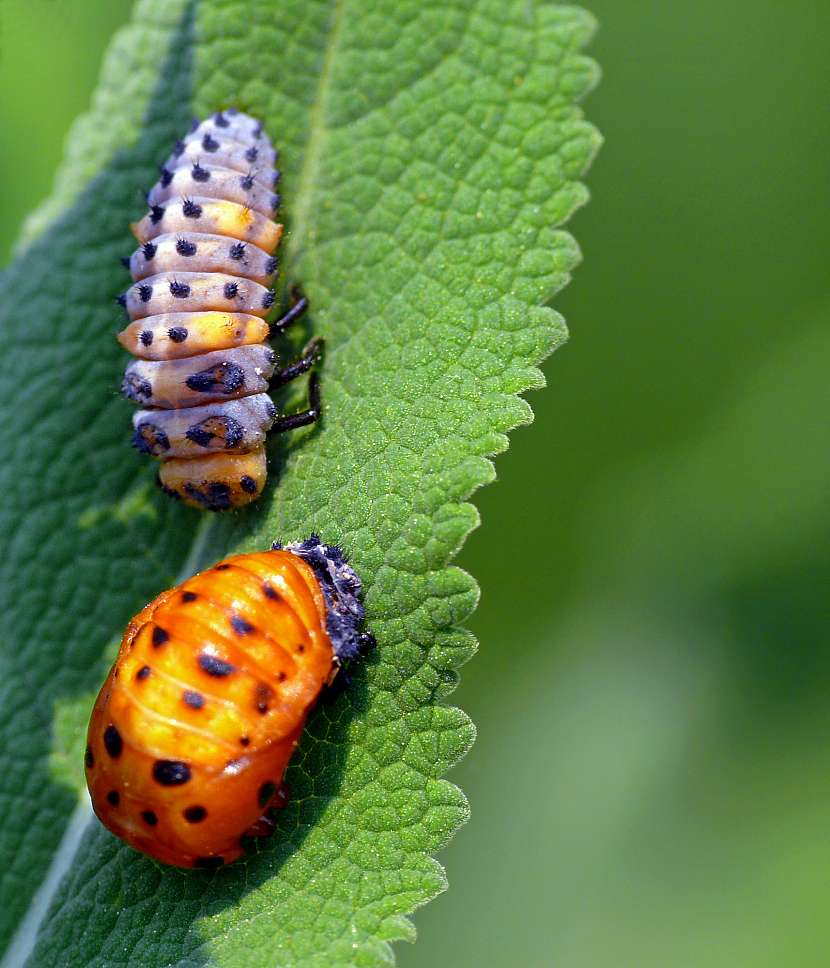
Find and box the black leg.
[272,337,324,386]
[272,371,322,432]
[269,285,309,336]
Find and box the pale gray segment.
[147,164,278,218]
[164,133,277,174]
[132,392,277,457]
[190,110,271,149]
[122,343,277,409]
[123,270,273,320]
[128,232,276,282]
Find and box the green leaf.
[0,0,599,965]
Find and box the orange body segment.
[130,197,282,252]
[157,447,268,509]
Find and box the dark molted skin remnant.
[117,110,325,510]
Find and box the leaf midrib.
[189,0,345,572]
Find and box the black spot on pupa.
[194,856,224,869]
[197,652,236,679]
[152,626,169,647]
[240,173,255,191]
[223,281,238,299]
[184,805,207,823]
[120,256,131,269]
[245,146,258,163]
[296,643,306,653]
[176,237,197,256]
[230,615,254,635]
[239,736,251,747]
[186,361,245,394]
[182,198,202,218]
[265,400,277,421]
[190,117,199,132]
[229,241,245,260]
[136,665,151,681]
[240,475,258,494]
[258,781,276,808]
[254,122,263,138]
[138,283,153,303]
[139,330,154,347]
[85,746,94,769]
[277,670,287,682]
[272,170,281,186]
[227,106,239,116]
[271,193,281,211]
[215,563,230,570]
[262,289,276,309]
[153,759,191,786]
[150,205,165,224]
[159,167,173,188]
[168,326,188,343]
[265,348,277,365]
[214,111,229,128]
[106,790,120,807]
[192,162,210,183]
[103,725,123,759]
[183,690,205,710]
[141,810,158,826]
[262,582,279,600]
[142,241,157,260]
[181,590,198,603]
[264,256,278,275]
[169,280,191,298]
[202,132,219,152]
[116,293,127,307]
[255,683,272,714]
[172,139,185,157]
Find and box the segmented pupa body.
[118,110,322,511]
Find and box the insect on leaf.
[0,0,600,965]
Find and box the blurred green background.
[2,1,828,966]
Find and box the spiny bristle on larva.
[119,111,318,511]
